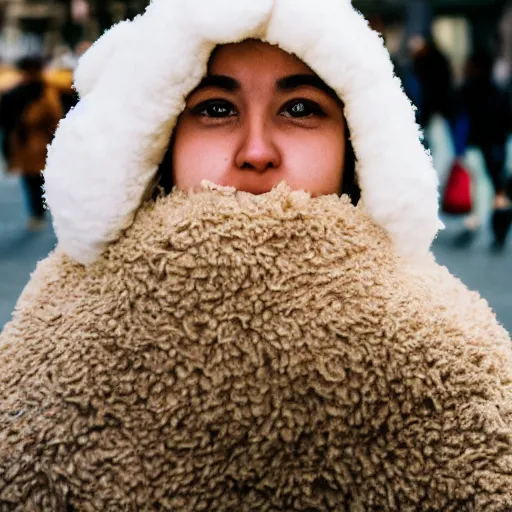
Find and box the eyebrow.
[191,73,340,102]
[276,74,340,101]
[192,75,241,93]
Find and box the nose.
[235,118,281,173]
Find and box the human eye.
[190,99,238,118]
[280,99,326,119]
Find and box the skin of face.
[172,39,346,196]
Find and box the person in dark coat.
[453,51,512,250]
[407,35,454,130]
[0,55,62,230]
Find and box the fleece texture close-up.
[0,184,511,511]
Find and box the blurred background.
[0,0,511,332]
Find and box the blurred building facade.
[0,0,508,75]
[0,0,147,63]
[358,0,509,84]
[0,0,64,61]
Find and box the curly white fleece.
[43,0,443,265]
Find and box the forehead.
[208,39,314,77]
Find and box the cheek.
[282,127,345,196]
[172,123,233,190]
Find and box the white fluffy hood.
[44,0,443,265]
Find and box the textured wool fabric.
[1,183,511,511]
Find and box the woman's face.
[172,40,346,196]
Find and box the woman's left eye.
[280,100,326,118]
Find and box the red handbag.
[442,160,472,215]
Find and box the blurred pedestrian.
[453,51,512,250]
[405,35,456,189]
[46,41,93,115]
[0,55,62,231]
[408,35,454,129]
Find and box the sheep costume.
[1,0,512,510]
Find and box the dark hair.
[340,127,360,204]
[16,55,44,74]
[155,128,360,205]
[466,50,494,81]
[9,56,46,146]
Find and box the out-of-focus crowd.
[396,35,512,251]
[0,41,90,231]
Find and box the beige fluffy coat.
[0,184,511,511]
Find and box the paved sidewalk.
[434,216,511,333]
[0,175,56,327]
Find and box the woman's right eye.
[191,100,238,118]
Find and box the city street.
[0,174,57,329]
[0,174,510,333]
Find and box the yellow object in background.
[0,66,73,95]
[0,67,22,94]
[44,69,73,92]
